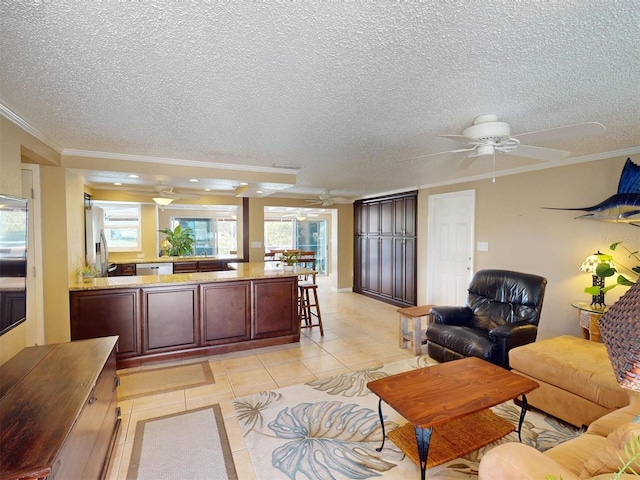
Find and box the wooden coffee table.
[367,357,539,480]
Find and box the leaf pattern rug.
[232,356,582,479]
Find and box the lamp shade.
[599,280,640,392]
[579,251,614,273]
[153,197,173,206]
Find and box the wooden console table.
[0,336,120,480]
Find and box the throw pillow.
[579,422,640,479]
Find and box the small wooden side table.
[571,302,607,342]
[397,305,434,355]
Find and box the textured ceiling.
[1,1,639,199]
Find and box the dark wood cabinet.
[142,285,199,353]
[197,260,225,272]
[70,276,299,368]
[201,282,251,344]
[70,289,140,359]
[252,278,298,339]
[354,191,417,307]
[173,261,198,273]
[109,263,135,276]
[0,337,120,480]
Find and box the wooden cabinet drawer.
[173,261,198,273]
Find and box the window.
[170,215,237,256]
[264,215,327,274]
[101,203,141,252]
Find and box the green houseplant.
[158,225,195,257]
[277,251,300,270]
[586,242,640,297]
[76,258,98,282]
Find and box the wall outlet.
[477,241,489,252]
[137,253,145,258]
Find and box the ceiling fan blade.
[396,147,477,163]
[511,122,605,144]
[176,192,201,200]
[158,190,181,199]
[456,155,477,170]
[504,144,570,161]
[439,134,475,143]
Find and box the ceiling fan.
[305,190,348,207]
[152,186,201,201]
[282,210,319,221]
[402,114,605,168]
[133,186,202,206]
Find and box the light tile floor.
[105,276,420,480]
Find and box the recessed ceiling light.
[114,182,122,186]
[128,174,139,178]
[256,190,263,194]
[204,188,211,192]
[189,178,199,182]
[239,182,248,186]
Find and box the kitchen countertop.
[69,262,314,291]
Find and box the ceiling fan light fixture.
[463,121,511,141]
[476,144,495,157]
[153,197,173,206]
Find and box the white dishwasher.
[136,263,174,275]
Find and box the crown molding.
[0,103,63,153]
[62,148,300,175]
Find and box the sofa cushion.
[545,433,607,477]
[587,401,640,437]
[579,422,640,479]
[509,335,628,409]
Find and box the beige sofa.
[509,335,630,427]
[479,395,640,480]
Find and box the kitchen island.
[70,263,311,368]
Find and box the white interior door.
[427,190,475,305]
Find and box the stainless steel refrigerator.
[84,205,110,277]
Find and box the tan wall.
[40,165,72,344]
[0,118,62,363]
[416,155,638,341]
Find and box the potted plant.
[586,242,640,297]
[76,259,98,282]
[158,225,195,257]
[277,251,300,271]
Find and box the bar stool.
[298,282,324,336]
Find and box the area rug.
[127,405,237,480]
[118,361,214,400]
[387,409,514,469]
[232,356,583,479]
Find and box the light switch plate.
[251,241,262,248]
[477,241,489,251]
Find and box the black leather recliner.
[425,269,547,369]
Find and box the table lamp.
[160,239,171,257]
[580,251,614,307]
[599,279,640,392]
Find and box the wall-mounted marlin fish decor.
[546,158,640,227]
